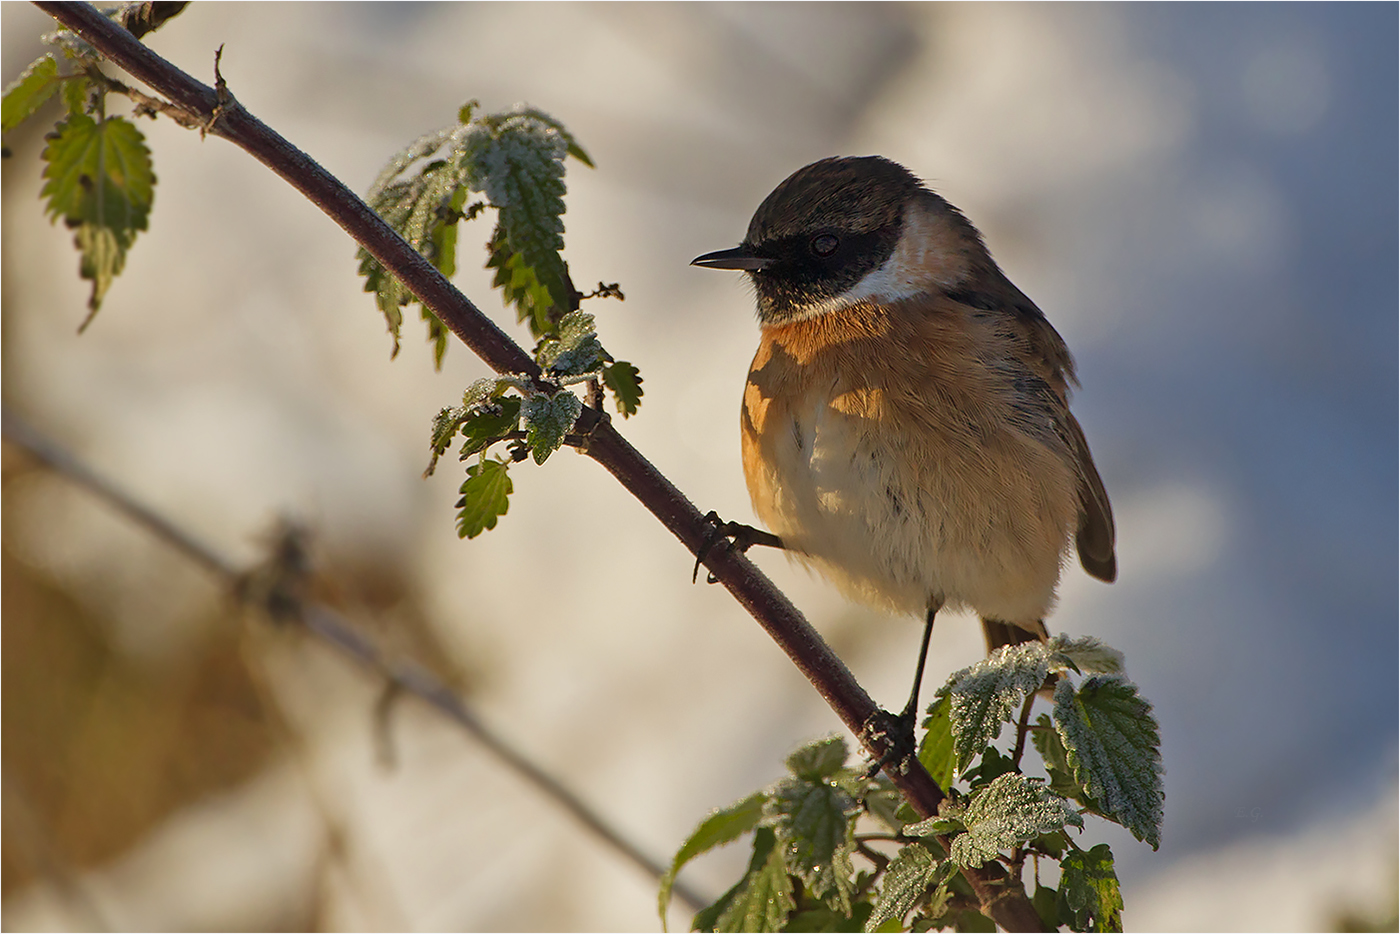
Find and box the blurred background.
[3,2,1395,930]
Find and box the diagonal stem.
[25,6,1049,928]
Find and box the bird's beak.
[691,245,773,271]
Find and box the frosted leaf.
[943,641,1053,773]
[1048,634,1125,675]
[1053,676,1164,849]
[948,773,1082,868]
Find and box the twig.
[24,6,1047,927]
[0,410,707,914]
[1011,692,1037,771]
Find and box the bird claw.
[860,707,918,780]
[691,511,783,584]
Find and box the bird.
[691,155,1116,740]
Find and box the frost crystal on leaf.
[1053,676,1164,849]
[943,641,1053,773]
[1048,634,1126,675]
[948,773,1082,868]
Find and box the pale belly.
[743,381,1077,625]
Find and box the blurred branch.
[0,410,707,915]
[27,5,1044,926]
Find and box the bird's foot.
[860,706,918,780]
[691,511,784,584]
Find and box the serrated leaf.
[358,155,466,363]
[942,641,1052,774]
[764,776,857,911]
[41,113,154,320]
[457,396,523,460]
[521,391,581,464]
[865,843,943,932]
[454,459,511,538]
[2,54,59,131]
[1053,676,1163,848]
[538,309,604,376]
[947,774,1082,868]
[1047,634,1125,676]
[712,828,795,933]
[426,405,469,476]
[459,112,576,337]
[903,815,963,837]
[1032,713,1101,810]
[917,695,956,791]
[603,360,644,417]
[1057,844,1123,933]
[786,736,848,782]
[660,791,766,929]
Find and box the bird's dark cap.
[745,155,924,244]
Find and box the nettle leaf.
[711,828,795,933]
[917,695,956,792]
[426,406,469,477]
[537,309,604,376]
[454,459,512,538]
[659,791,766,929]
[865,843,944,933]
[1054,677,1163,849]
[522,390,581,464]
[942,642,1052,774]
[457,396,523,460]
[1057,844,1123,933]
[460,111,578,338]
[357,155,465,362]
[603,360,644,418]
[861,775,907,835]
[1048,634,1125,676]
[2,54,60,132]
[948,774,1082,869]
[41,112,154,322]
[1032,713,1099,809]
[61,74,91,116]
[764,776,858,912]
[786,735,848,783]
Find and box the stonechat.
[692,155,1116,729]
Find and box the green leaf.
[60,74,90,115]
[2,54,59,132]
[917,695,956,791]
[951,909,996,932]
[1032,884,1060,931]
[357,154,466,362]
[41,113,155,321]
[1047,635,1125,676]
[786,736,848,782]
[522,391,582,464]
[460,111,576,337]
[1032,714,1100,809]
[903,815,963,837]
[960,746,1017,789]
[942,641,1052,774]
[860,775,907,835]
[454,459,511,538]
[426,406,469,477]
[537,309,604,376]
[1053,676,1163,849]
[457,396,523,460]
[1057,844,1123,933]
[765,776,858,912]
[660,791,766,928]
[603,360,644,417]
[711,828,795,933]
[865,843,943,932]
[947,774,1082,868]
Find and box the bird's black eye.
[810,233,840,257]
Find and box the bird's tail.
[981,618,1049,654]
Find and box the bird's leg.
[692,510,784,584]
[862,601,942,780]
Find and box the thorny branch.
[0,411,707,915]
[27,4,1049,927]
